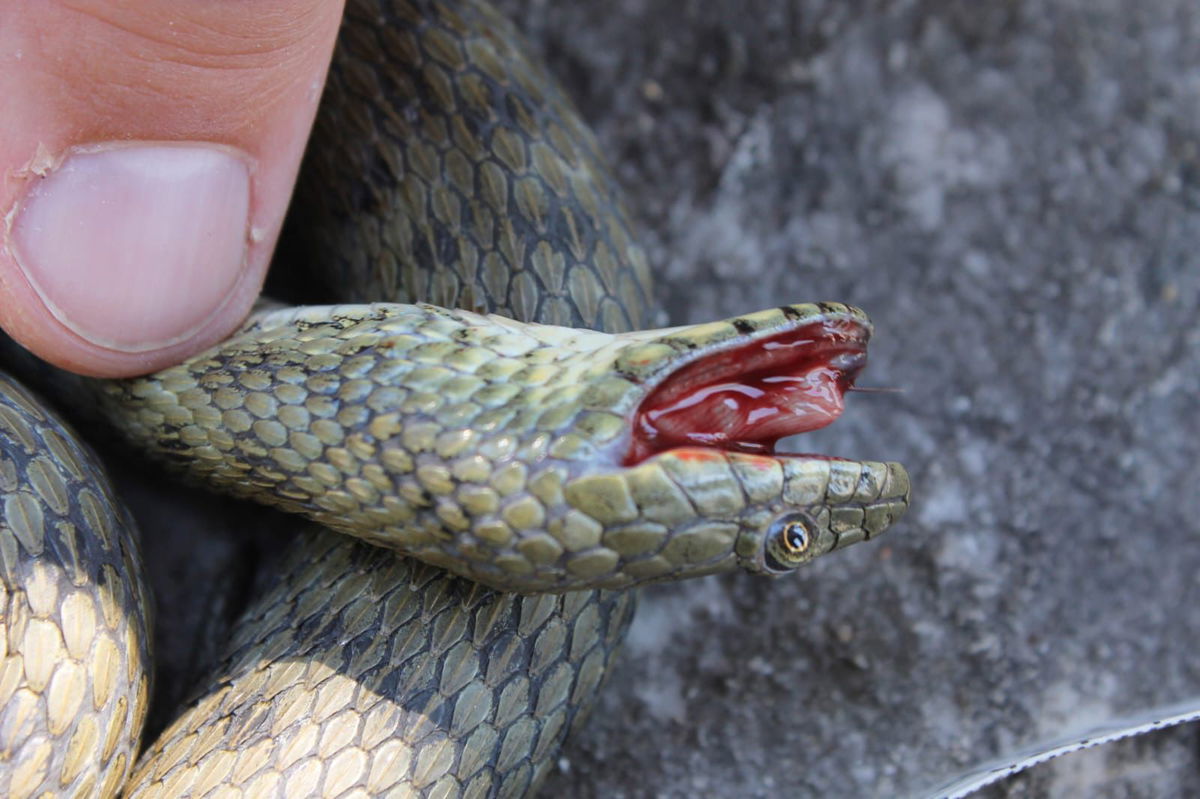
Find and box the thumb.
[0,1,345,377]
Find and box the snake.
[0,0,909,796]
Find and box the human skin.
[0,1,346,377]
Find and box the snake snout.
[749,458,910,575]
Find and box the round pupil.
[786,523,808,551]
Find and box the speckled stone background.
[103,1,1200,797]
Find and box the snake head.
[561,302,909,586]
[103,299,907,592]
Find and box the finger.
[0,0,346,377]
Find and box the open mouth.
[624,316,871,466]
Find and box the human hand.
[0,1,346,377]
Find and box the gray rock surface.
[483,1,1200,796]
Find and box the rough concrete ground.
[72,0,1199,796]
[480,1,1200,796]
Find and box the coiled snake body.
[0,0,909,796]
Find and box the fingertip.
[0,0,345,377]
[0,216,265,380]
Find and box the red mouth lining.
[623,318,869,466]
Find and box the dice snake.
[0,0,909,795]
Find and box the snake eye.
[763,513,817,572]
